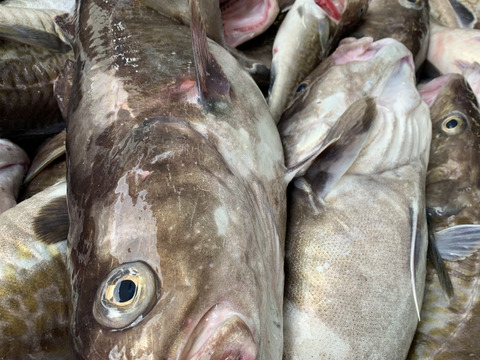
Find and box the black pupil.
[115,280,136,303]
[446,119,458,129]
[296,83,308,93]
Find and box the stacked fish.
[0,0,480,359]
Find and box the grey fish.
[268,0,368,122]
[409,72,480,359]
[281,37,431,359]
[0,181,68,360]
[0,138,29,214]
[63,0,286,359]
[349,0,430,70]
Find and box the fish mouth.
[179,303,257,360]
[314,0,344,21]
[221,0,279,47]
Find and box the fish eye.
[398,0,423,10]
[358,5,367,18]
[93,261,159,329]
[296,81,309,94]
[440,113,468,135]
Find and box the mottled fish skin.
[409,73,480,359]
[282,38,431,359]
[0,39,71,142]
[66,1,285,359]
[1,0,75,13]
[268,0,369,122]
[0,182,68,360]
[0,138,29,214]
[349,0,430,70]
[427,22,480,74]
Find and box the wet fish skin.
[66,1,285,359]
[409,73,480,360]
[0,138,29,214]
[349,0,430,70]
[429,0,477,28]
[281,37,431,359]
[268,0,368,122]
[0,182,69,360]
[427,22,480,75]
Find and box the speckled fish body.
[0,181,68,360]
[0,139,29,214]
[429,0,477,28]
[66,1,286,359]
[281,37,431,359]
[427,22,480,74]
[268,0,368,122]
[350,0,430,70]
[0,39,70,143]
[409,73,480,359]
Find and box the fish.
[22,129,66,200]
[0,181,69,360]
[0,138,29,214]
[408,71,480,359]
[281,37,431,359]
[429,0,477,28]
[63,0,286,359]
[426,22,480,75]
[349,0,430,70]
[268,0,368,122]
[139,0,280,48]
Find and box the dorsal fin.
[189,0,230,107]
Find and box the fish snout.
[180,305,257,360]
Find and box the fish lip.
[178,303,257,360]
[314,0,345,22]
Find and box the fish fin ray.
[427,217,454,298]
[33,192,69,245]
[409,204,425,321]
[303,97,377,197]
[190,0,230,106]
[435,225,480,261]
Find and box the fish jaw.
[221,0,279,47]
[179,303,257,360]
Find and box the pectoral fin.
[286,97,377,187]
[293,97,376,198]
[33,182,69,245]
[190,0,230,107]
[435,224,480,261]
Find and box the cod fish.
[281,37,431,359]
[268,0,368,122]
[63,0,286,359]
[409,72,480,359]
[0,138,29,214]
[0,181,68,360]
[349,0,430,70]
[426,21,480,75]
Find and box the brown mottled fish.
[268,0,368,122]
[0,138,29,214]
[408,72,480,359]
[63,0,286,359]
[349,0,430,70]
[281,37,431,359]
[0,181,69,360]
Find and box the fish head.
[419,73,480,222]
[66,2,285,359]
[278,36,415,173]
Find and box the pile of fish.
[1,0,480,359]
